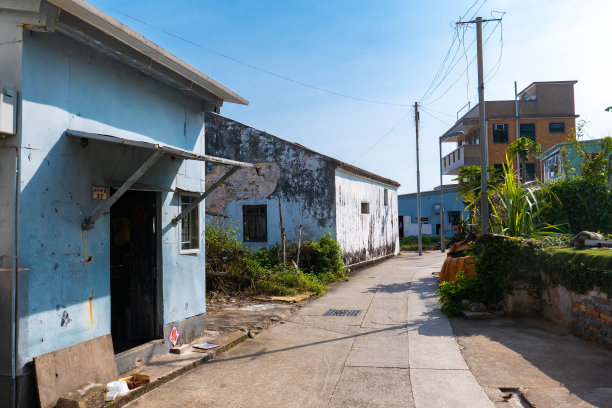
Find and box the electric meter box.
[0,78,17,136]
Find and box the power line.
[485,18,505,82]
[419,107,454,127]
[89,0,412,107]
[418,0,488,104]
[352,109,414,163]
[421,20,501,107]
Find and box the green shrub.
[436,234,612,316]
[545,178,612,234]
[206,222,344,296]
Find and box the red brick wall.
[487,118,576,179]
[570,290,612,350]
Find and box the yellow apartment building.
[440,81,578,181]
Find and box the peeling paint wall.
[17,29,208,370]
[334,170,399,264]
[205,114,337,247]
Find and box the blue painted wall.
[18,30,208,367]
[398,187,468,236]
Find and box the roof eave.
[47,0,248,105]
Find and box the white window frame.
[178,193,201,254]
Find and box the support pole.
[515,81,521,182]
[415,102,422,256]
[172,165,240,225]
[439,137,446,252]
[83,149,164,229]
[456,16,502,235]
[476,17,489,234]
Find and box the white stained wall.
[334,169,399,265]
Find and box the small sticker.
[92,186,107,200]
[169,326,179,346]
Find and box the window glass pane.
[525,163,536,181]
[180,195,199,251]
[492,123,508,143]
[549,122,565,133]
[243,205,267,242]
[520,124,536,141]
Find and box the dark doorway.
[398,216,404,239]
[110,190,159,353]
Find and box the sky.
[89,0,612,194]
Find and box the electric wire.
[89,0,412,107]
[419,108,454,127]
[418,0,488,104]
[352,109,414,164]
[421,21,501,107]
[485,19,504,83]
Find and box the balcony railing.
[441,144,480,175]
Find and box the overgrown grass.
[206,221,345,296]
[400,236,443,251]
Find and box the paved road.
[126,252,494,408]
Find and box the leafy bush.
[436,234,612,316]
[206,222,344,296]
[545,178,612,234]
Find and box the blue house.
[398,185,468,237]
[0,1,250,405]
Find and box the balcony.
[441,144,480,175]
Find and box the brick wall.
[507,283,612,350]
[570,290,612,350]
[487,117,576,179]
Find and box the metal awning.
[66,129,252,229]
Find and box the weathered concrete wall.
[18,29,207,371]
[334,170,399,264]
[205,113,337,247]
[507,282,612,350]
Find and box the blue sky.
[90,0,612,193]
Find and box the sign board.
[92,186,107,200]
[169,326,179,346]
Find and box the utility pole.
[456,16,502,234]
[415,102,422,256]
[439,137,445,252]
[514,81,521,182]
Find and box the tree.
[455,165,502,231]
[508,137,540,183]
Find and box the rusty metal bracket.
[172,165,240,225]
[82,150,164,230]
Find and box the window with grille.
[384,189,389,206]
[180,195,200,253]
[361,202,370,214]
[243,205,267,242]
[492,123,509,143]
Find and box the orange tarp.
[439,241,477,282]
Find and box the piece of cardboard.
[34,334,118,408]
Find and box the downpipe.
[12,146,20,408]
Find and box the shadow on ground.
[451,316,612,407]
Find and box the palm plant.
[489,156,559,237]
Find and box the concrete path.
[125,252,494,408]
[453,317,612,407]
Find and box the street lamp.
[440,130,465,252]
